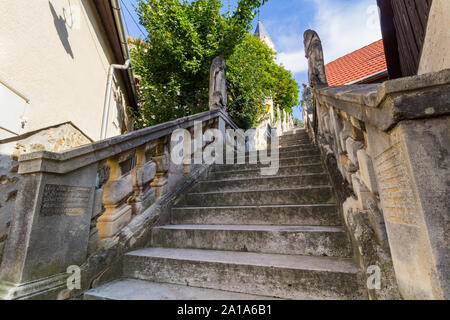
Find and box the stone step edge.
[214,155,322,166]
[125,248,361,274]
[212,163,325,175]
[84,278,277,300]
[200,173,329,184]
[154,225,347,233]
[187,185,333,196]
[173,204,338,210]
[232,145,318,155]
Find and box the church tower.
[254,20,276,53]
[254,20,276,123]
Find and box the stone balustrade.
[0,108,241,300]
[303,68,450,300]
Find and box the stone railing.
[303,68,450,300]
[0,108,242,300]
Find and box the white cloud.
[274,0,381,75]
[270,0,382,77]
[277,50,308,74]
[311,0,382,63]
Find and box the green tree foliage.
[130,0,298,130]
[130,0,266,128]
[227,34,299,129]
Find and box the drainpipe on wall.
[100,0,137,140]
[100,59,131,140]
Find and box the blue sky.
[120,0,382,120]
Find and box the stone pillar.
[367,117,450,299]
[97,152,134,240]
[276,105,282,137]
[209,56,227,111]
[303,30,328,88]
[151,139,170,200]
[0,161,98,299]
[302,83,314,130]
[129,144,156,215]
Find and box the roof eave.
[345,69,389,85]
[92,0,138,110]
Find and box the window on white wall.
[0,81,29,137]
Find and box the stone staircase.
[85,129,367,300]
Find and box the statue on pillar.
[303,30,328,88]
[209,56,227,111]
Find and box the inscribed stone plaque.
[374,135,418,226]
[40,184,92,216]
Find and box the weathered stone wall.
[305,69,450,300]
[0,109,241,300]
[304,93,401,300]
[0,122,91,263]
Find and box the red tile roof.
[325,39,387,86]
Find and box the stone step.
[182,186,335,206]
[276,144,317,153]
[276,149,320,158]
[171,204,341,226]
[246,148,320,159]
[195,174,330,192]
[279,140,311,147]
[210,164,325,180]
[281,137,307,143]
[257,144,317,154]
[213,155,322,172]
[230,146,320,160]
[151,225,352,257]
[279,135,310,141]
[123,248,366,300]
[281,130,307,135]
[280,136,309,142]
[84,278,274,300]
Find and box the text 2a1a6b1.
[177,304,272,318]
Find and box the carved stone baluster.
[276,105,282,137]
[97,151,134,240]
[151,138,170,200]
[129,143,157,215]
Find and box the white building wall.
[0,0,131,141]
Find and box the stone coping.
[314,69,450,131]
[17,109,239,175]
